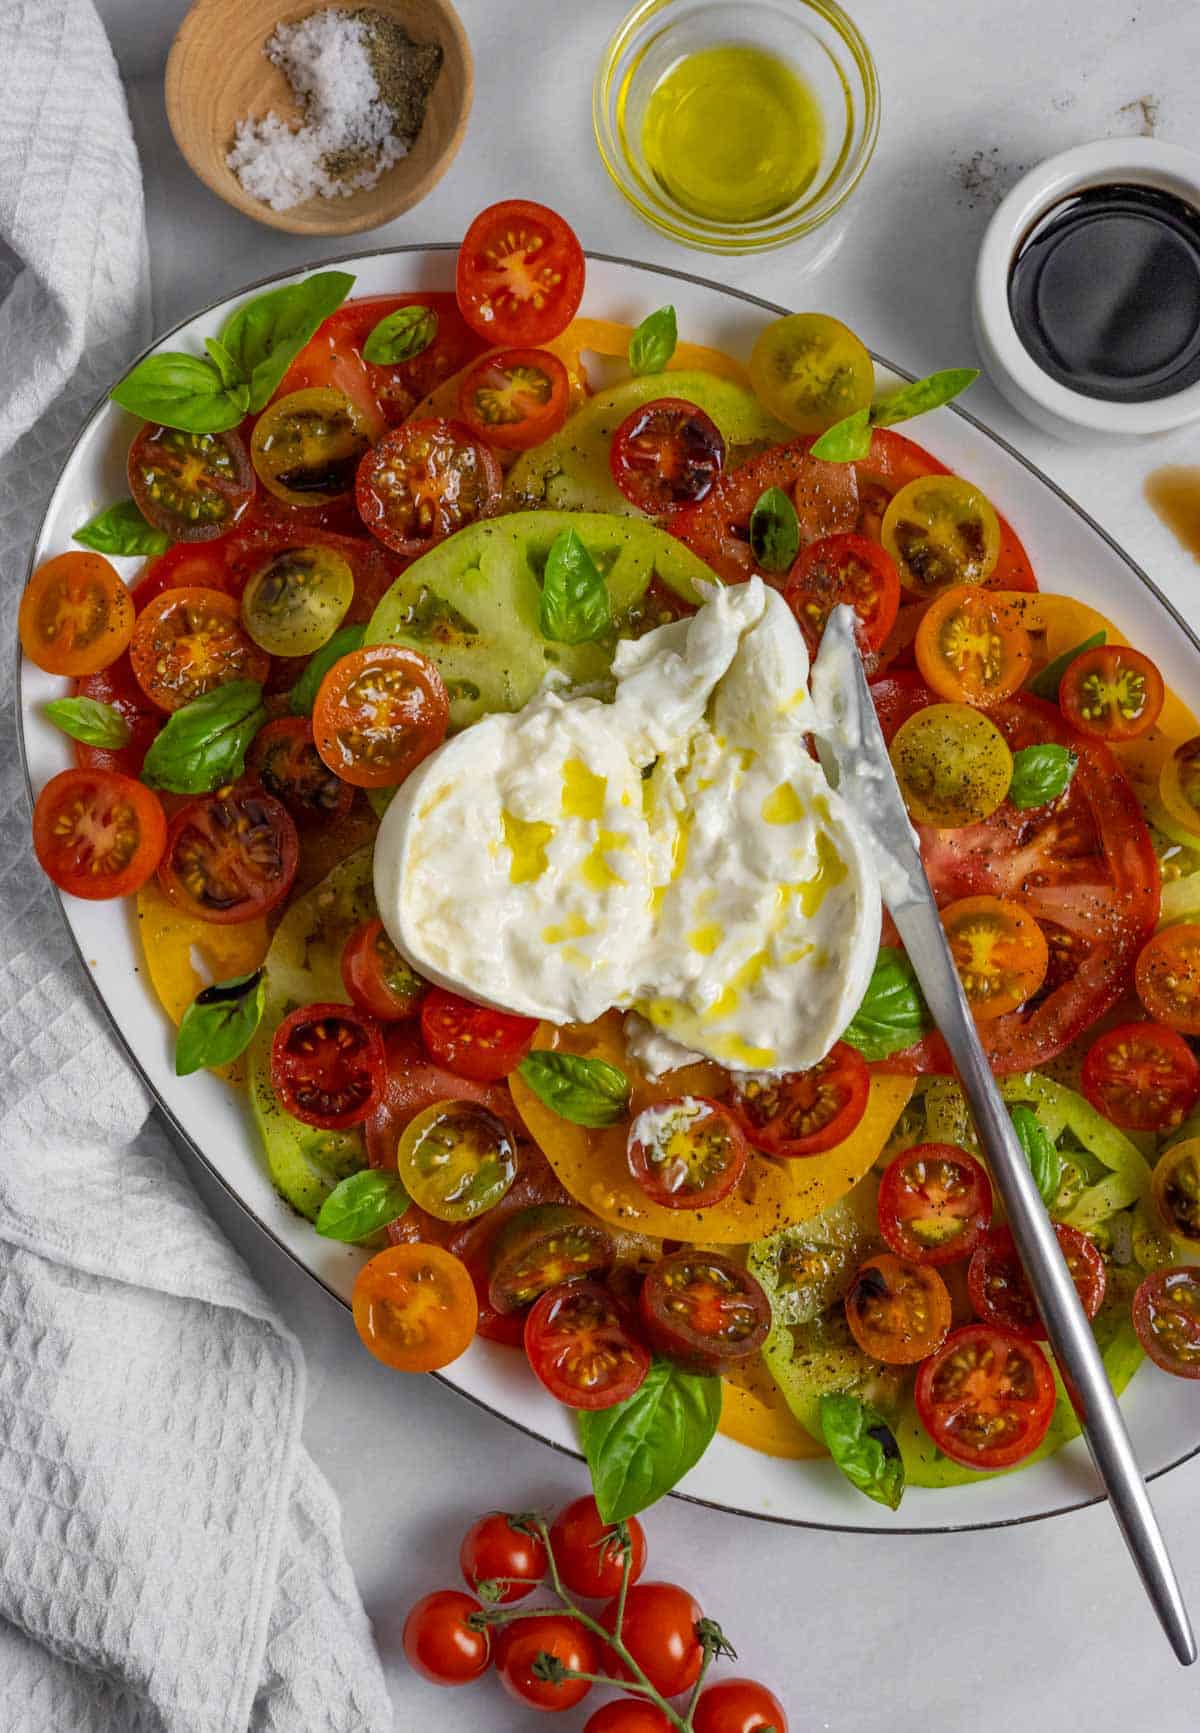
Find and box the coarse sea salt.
[227,10,408,211]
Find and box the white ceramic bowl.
[974,137,1200,441]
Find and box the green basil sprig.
[1009,743,1076,810]
[204,336,247,392]
[111,352,249,435]
[289,624,366,715]
[749,485,800,573]
[43,696,131,749]
[316,1171,411,1242]
[73,498,168,557]
[578,1358,722,1522]
[842,948,930,1061]
[362,305,438,365]
[811,368,980,463]
[1011,1104,1061,1206]
[220,271,356,411]
[629,305,678,376]
[175,969,266,1076]
[1028,631,1106,700]
[539,529,611,645]
[141,680,266,794]
[518,1050,630,1128]
[820,1393,905,1511]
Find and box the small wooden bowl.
[165,0,473,236]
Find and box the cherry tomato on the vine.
[601,1581,704,1699]
[459,1512,547,1604]
[584,1702,672,1733]
[549,1496,647,1600]
[402,1589,490,1685]
[693,1678,790,1733]
[495,1612,599,1712]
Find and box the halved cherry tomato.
[271,1001,385,1129]
[129,586,270,712]
[353,1241,478,1372]
[158,783,298,923]
[877,1144,993,1266]
[20,552,135,676]
[524,1280,650,1410]
[1059,644,1164,741]
[783,531,900,655]
[600,1582,705,1699]
[495,1612,599,1711]
[915,583,1032,707]
[457,346,570,451]
[420,987,537,1081]
[1132,1266,1200,1378]
[460,1511,547,1605]
[356,417,502,556]
[1135,925,1200,1035]
[941,894,1049,1020]
[609,397,726,515]
[341,917,426,1020]
[881,475,1001,595]
[1151,1138,1200,1246]
[247,716,354,824]
[71,655,162,778]
[239,545,354,657]
[1159,736,1200,837]
[967,1223,1105,1340]
[33,767,165,900]
[748,313,874,434]
[915,1324,1056,1469]
[251,387,370,506]
[627,1096,747,1210]
[488,1205,614,1313]
[396,1099,518,1222]
[844,1252,951,1364]
[726,1042,869,1158]
[128,423,253,541]
[889,703,1013,828]
[550,1496,647,1600]
[638,1251,771,1374]
[312,643,448,789]
[1081,1022,1200,1133]
[692,1679,790,1733]
[456,200,585,345]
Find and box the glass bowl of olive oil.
[594,0,878,254]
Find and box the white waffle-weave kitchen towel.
[0,4,392,1728]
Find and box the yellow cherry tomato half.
[1159,737,1200,837]
[882,475,1001,595]
[396,1098,518,1223]
[941,894,1049,1021]
[915,583,1033,708]
[251,386,371,506]
[1152,1137,1200,1247]
[748,313,874,434]
[351,1242,478,1372]
[240,545,354,657]
[890,703,1014,827]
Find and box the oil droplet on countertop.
[1146,466,1200,562]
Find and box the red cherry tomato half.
[844,1253,952,1364]
[495,1611,599,1712]
[246,715,355,825]
[341,917,426,1021]
[876,1143,993,1266]
[915,1323,1056,1470]
[457,345,571,451]
[784,531,900,656]
[419,987,537,1082]
[1132,1266,1200,1379]
[600,1581,704,1699]
[584,1702,673,1733]
[129,586,270,713]
[1059,644,1165,741]
[33,767,166,901]
[693,1678,790,1733]
[158,783,298,924]
[456,199,586,346]
[270,1001,385,1129]
[312,644,449,790]
[402,1589,490,1686]
[128,422,253,543]
[459,1512,547,1605]
[355,417,502,557]
[727,1042,869,1158]
[967,1223,1105,1340]
[638,1250,771,1375]
[1081,1021,1200,1133]
[609,397,726,515]
[627,1095,748,1210]
[549,1496,647,1601]
[524,1280,650,1410]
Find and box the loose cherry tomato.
[271,1001,385,1129]
[402,1588,490,1685]
[158,783,298,923]
[638,1251,770,1375]
[420,987,537,1081]
[584,1702,672,1733]
[727,1043,869,1158]
[549,1496,647,1600]
[524,1281,650,1410]
[889,703,1013,827]
[783,531,900,656]
[915,1324,1056,1469]
[128,423,253,541]
[1159,736,1200,837]
[341,917,426,1020]
[356,418,503,556]
[71,655,162,778]
[247,716,355,824]
[1081,1022,1200,1133]
[240,545,354,657]
[627,1096,747,1210]
[877,1144,993,1266]
[456,200,585,345]
[33,767,165,900]
[693,1678,790,1733]
[1059,644,1164,741]
[20,552,135,676]
[1132,1266,1200,1378]
[396,1099,518,1222]
[941,894,1049,1021]
[1135,925,1200,1035]
[129,587,270,712]
[312,644,448,789]
[609,397,726,515]
[1151,1138,1200,1246]
[251,387,371,506]
[495,1611,599,1711]
[748,313,873,434]
[353,1240,478,1371]
[844,1253,951,1365]
[459,1512,547,1604]
[915,583,1033,707]
[881,475,1001,594]
[601,1581,704,1699]
[488,1205,614,1313]
[457,346,571,451]
[967,1223,1105,1339]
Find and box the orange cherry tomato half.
[341,917,426,1021]
[914,583,1033,707]
[726,1041,870,1158]
[609,397,726,515]
[19,551,134,677]
[312,644,449,789]
[129,586,270,713]
[600,1582,705,1699]
[127,422,253,542]
[627,1095,748,1210]
[158,783,298,924]
[638,1250,771,1375]
[419,987,537,1081]
[1059,643,1164,741]
[352,1241,478,1372]
[1081,1021,1200,1133]
[33,767,165,900]
[783,531,900,656]
[271,1000,386,1129]
[967,1222,1105,1340]
[915,1324,1056,1469]
[456,199,586,346]
[246,715,354,825]
[1135,925,1200,1035]
[844,1252,952,1365]
[941,894,1049,1021]
[877,1143,993,1266]
[524,1280,650,1410]
[355,417,503,557]
[1132,1266,1200,1378]
[456,345,571,451]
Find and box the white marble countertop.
[95,0,1200,1725]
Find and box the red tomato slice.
[341,917,426,1021]
[271,1001,385,1129]
[456,200,585,345]
[247,715,355,825]
[915,1324,1056,1469]
[72,654,162,778]
[609,397,726,515]
[1081,1021,1200,1132]
[312,644,448,789]
[1059,644,1165,741]
[158,783,298,923]
[355,417,503,557]
[726,1042,869,1157]
[967,1223,1105,1339]
[1132,1267,1200,1379]
[877,1143,993,1266]
[420,988,537,1082]
[626,1095,747,1209]
[33,767,166,900]
[524,1280,650,1409]
[457,346,571,452]
[638,1250,771,1374]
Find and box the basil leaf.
[220,271,356,412]
[43,696,132,749]
[1011,1104,1061,1206]
[110,352,247,434]
[628,305,678,376]
[204,335,248,393]
[871,368,980,428]
[539,528,611,645]
[809,407,873,463]
[316,1170,410,1242]
[578,1358,721,1522]
[288,624,366,716]
[1028,631,1106,700]
[749,485,800,573]
[141,680,266,794]
[73,498,168,557]
[842,947,930,1061]
[517,1050,630,1128]
[820,1394,905,1511]
[1009,743,1076,810]
[175,969,266,1076]
[362,304,438,365]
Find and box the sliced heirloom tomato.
[488,1204,614,1313]
[877,1144,993,1266]
[251,387,371,506]
[915,1324,1056,1469]
[420,987,537,1081]
[353,1242,478,1372]
[457,346,571,452]
[1135,926,1200,1035]
[130,586,270,712]
[271,1001,385,1129]
[396,1099,518,1223]
[356,417,502,556]
[128,423,253,541]
[158,783,298,923]
[967,1223,1105,1340]
[1059,644,1164,741]
[524,1280,650,1409]
[341,917,426,1020]
[71,655,162,778]
[247,716,355,825]
[627,1096,747,1210]
[1151,1138,1200,1247]
[1081,1022,1200,1133]
[915,583,1033,707]
[456,199,585,345]
[783,532,900,656]
[609,397,726,515]
[312,643,448,788]
[941,895,1050,1021]
[33,767,165,900]
[20,552,135,676]
[844,1253,951,1364]
[638,1250,771,1374]
[881,475,1001,595]
[727,1042,869,1158]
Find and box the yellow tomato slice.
[720,1356,826,1459]
[508,1013,914,1244]
[136,879,270,1082]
